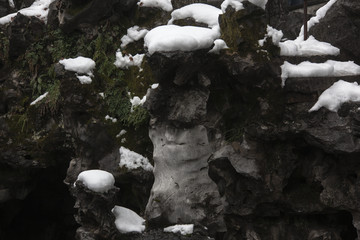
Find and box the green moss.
[219,8,267,57]
[0,30,9,64]
[127,106,149,129]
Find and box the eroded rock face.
[146,123,224,230]
[71,182,119,240]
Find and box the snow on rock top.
[260,26,339,57]
[168,3,222,29]
[0,0,56,25]
[279,35,340,57]
[298,0,337,39]
[221,0,267,13]
[309,80,360,112]
[144,25,220,55]
[259,25,283,46]
[121,26,149,48]
[164,224,194,235]
[209,39,229,54]
[76,170,115,193]
[59,56,96,76]
[112,206,146,233]
[280,60,360,87]
[221,0,244,12]
[137,0,173,12]
[114,51,144,69]
[119,147,153,171]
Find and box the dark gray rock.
[71,181,119,240]
[58,0,138,32]
[310,0,360,63]
[8,13,45,60]
[0,0,11,18]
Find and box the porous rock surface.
[1,0,360,240]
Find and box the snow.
[259,25,283,47]
[260,2,338,57]
[105,115,117,123]
[164,224,194,235]
[76,170,115,193]
[59,56,96,76]
[130,95,146,111]
[0,0,56,25]
[280,60,360,87]
[221,0,267,12]
[221,0,244,12]
[119,146,153,171]
[309,80,360,112]
[76,75,92,84]
[121,26,149,48]
[8,0,15,8]
[144,25,220,55]
[209,39,229,54]
[299,0,337,40]
[137,0,173,12]
[114,50,144,69]
[151,83,159,89]
[279,36,340,57]
[30,92,48,106]
[112,206,146,233]
[116,129,127,138]
[168,3,222,29]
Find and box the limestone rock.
[146,123,225,232]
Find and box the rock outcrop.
[1,0,360,240]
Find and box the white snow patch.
[114,50,144,69]
[279,36,340,56]
[164,224,194,235]
[221,0,244,12]
[209,39,229,54]
[116,129,127,138]
[76,170,115,193]
[280,60,360,87]
[309,80,360,112]
[299,0,337,39]
[130,95,146,111]
[105,115,117,123]
[112,206,146,233]
[30,92,48,106]
[137,0,173,11]
[76,75,92,84]
[119,146,153,171]
[151,83,159,89]
[59,56,96,76]
[168,3,222,29]
[8,0,15,8]
[0,0,56,24]
[144,25,220,55]
[221,0,267,12]
[121,26,149,48]
[259,25,283,47]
